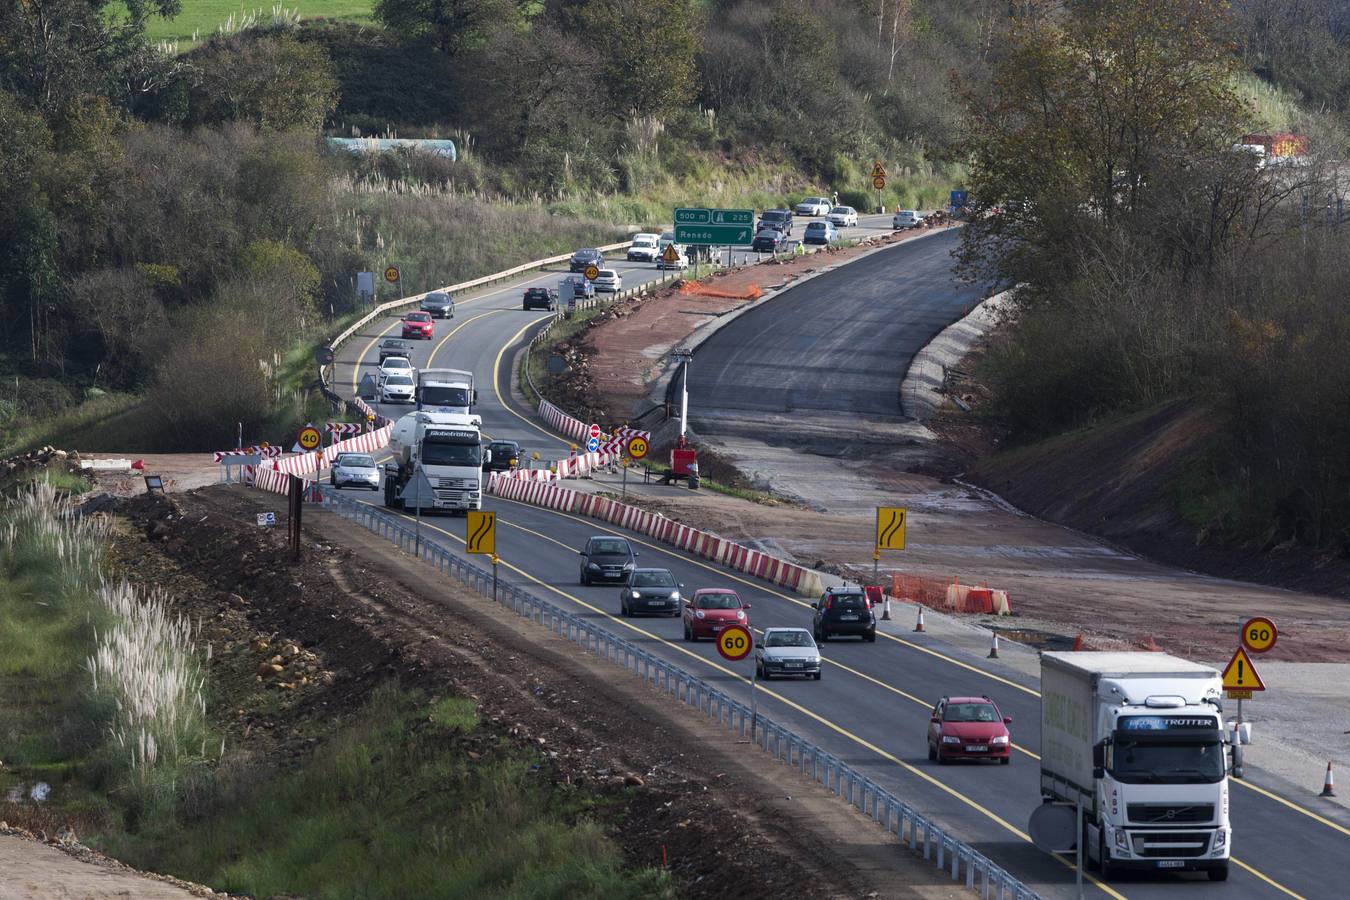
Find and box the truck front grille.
[1127,804,1215,824]
[436,477,477,490]
[1131,831,1210,858]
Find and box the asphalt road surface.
[324,220,1349,899]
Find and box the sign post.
[716,624,754,740]
[871,161,888,213]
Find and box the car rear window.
[829,594,868,611]
[406,313,430,321]
[945,703,1000,723]
[765,631,813,648]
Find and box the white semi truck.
[1038,652,1239,882]
[383,411,488,513]
[416,368,477,419]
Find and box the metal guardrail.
[319,487,1041,900]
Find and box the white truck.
[383,411,488,513]
[415,368,478,420]
[1038,652,1239,882]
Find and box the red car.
[682,589,750,641]
[927,696,1012,764]
[402,311,434,339]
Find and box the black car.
[812,587,877,642]
[523,287,558,311]
[579,535,637,585]
[378,338,414,363]
[757,209,793,235]
[420,291,455,319]
[620,568,683,617]
[483,440,521,472]
[569,248,604,273]
[752,228,788,252]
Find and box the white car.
[593,268,622,293]
[893,209,925,229]
[330,453,380,490]
[656,232,688,269]
[827,206,858,227]
[378,355,414,384]
[627,233,661,262]
[380,372,415,404]
[794,197,832,217]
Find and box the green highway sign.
[675,224,754,245]
[675,207,754,226]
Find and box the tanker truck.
[1036,652,1239,882]
[383,411,488,514]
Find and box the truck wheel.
[1208,865,1229,882]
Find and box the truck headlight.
[1213,828,1227,850]
[1114,829,1129,851]
[941,736,961,745]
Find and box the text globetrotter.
[716,624,753,662]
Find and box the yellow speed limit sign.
[716,624,753,662]
[626,434,649,460]
[297,425,321,451]
[384,265,400,284]
[872,175,886,190]
[583,264,600,281]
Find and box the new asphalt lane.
[326,222,1348,899]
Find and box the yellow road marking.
[428,309,505,366]
[350,318,403,394]
[1230,778,1350,837]
[1232,858,1307,899]
[362,500,1125,899]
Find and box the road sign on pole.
[588,423,601,440]
[383,265,400,284]
[950,190,969,210]
[876,507,907,551]
[467,510,496,555]
[297,424,321,451]
[871,161,887,178]
[583,264,600,281]
[1240,616,1277,653]
[675,208,754,246]
[716,624,753,662]
[872,175,886,190]
[586,436,600,453]
[1221,646,1266,693]
[626,434,649,460]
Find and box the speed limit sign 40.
[1241,616,1277,653]
[716,624,753,662]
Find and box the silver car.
[756,627,822,680]
[381,372,415,404]
[330,453,380,490]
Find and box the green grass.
[105,684,671,900]
[130,2,376,48]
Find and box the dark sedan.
[579,535,637,585]
[752,228,788,252]
[569,248,604,273]
[483,440,521,472]
[420,291,455,319]
[620,568,683,617]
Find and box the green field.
[131,1,376,47]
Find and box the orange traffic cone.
[1071,633,1085,651]
[987,631,1000,659]
[1321,762,1336,797]
[914,606,926,632]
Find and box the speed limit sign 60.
[716,624,753,662]
[1241,616,1277,653]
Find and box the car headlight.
[694,610,705,619]
[669,592,680,600]
[630,591,641,599]
[622,562,634,570]
[991,735,1010,745]
[587,563,601,570]
[941,735,961,745]
[807,656,820,665]
[736,610,746,620]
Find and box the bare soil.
[7,485,956,899]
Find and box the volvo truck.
[415,368,478,421]
[383,411,488,513]
[1038,652,1238,882]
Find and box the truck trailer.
[1038,652,1239,882]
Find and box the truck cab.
[416,368,478,422]
[383,412,488,513]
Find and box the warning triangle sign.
[1221,646,1266,691]
[871,160,887,178]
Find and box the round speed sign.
[626,435,649,460]
[1240,616,1277,653]
[716,624,753,662]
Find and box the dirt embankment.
[76,486,952,899]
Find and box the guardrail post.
[923,819,932,860]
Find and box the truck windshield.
[422,440,481,466]
[1111,740,1225,784]
[420,386,470,407]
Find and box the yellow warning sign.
[662,243,680,264]
[1221,646,1266,692]
[876,506,907,551]
[871,160,887,179]
[466,510,496,555]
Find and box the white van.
[627,233,661,262]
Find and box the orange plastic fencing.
[678,282,763,300]
[889,573,1012,616]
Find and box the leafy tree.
[374,0,520,56]
[575,0,702,118]
[187,33,339,131]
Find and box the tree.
[188,33,339,131]
[374,0,520,56]
[956,0,1259,285]
[575,0,702,118]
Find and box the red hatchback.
[402,311,434,339]
[927,696,1013,764]
[682,589,750,641]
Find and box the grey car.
[378,338,414,363]
[579,535,637,585]
[420,291,455,319]
[330,453,380,490]
[620,567,683,617]
[756,627,822,680]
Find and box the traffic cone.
[1142,635,1160,652]
[987,631,1000,659]
[882,595,892,621]
[1321,762,1336,797]
[914,606,926,632]
[1071,633,1085,651]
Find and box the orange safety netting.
[889,573,1013,616]
[678,282,763,300]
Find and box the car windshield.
[489,442,518,455]
[338,455,374,468]
[422,440,481,466]
[944,703,1000,723]
[697,593,740,609]
[598,270,616,278]
[590,539,630,555]
[660,232,675,242]
[424,293,450,304]
[386,374,413,385]
[632,571,676,588]
[420,386,470,407]
[383,358,410,369]
[1111,740,1226,784]
[576,249,598,257]
[766,631,813,648]
[633,236,656,246]
[829,595,867,611]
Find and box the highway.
[325,217,1350,899]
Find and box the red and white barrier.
[326,422,362,437]
[214,445,282,462]
[258,423,394,479]
[487,473,824,598]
